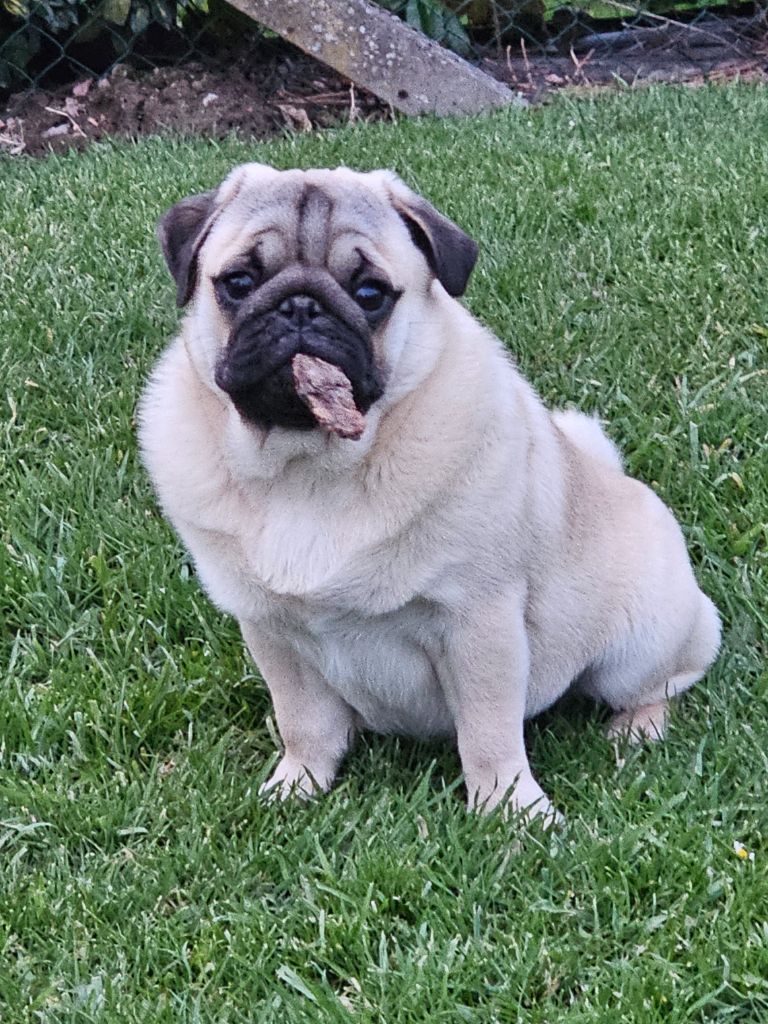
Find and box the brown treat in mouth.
[291,354,367,440]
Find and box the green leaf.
[101,0,130,25]
[276,965,319,1003]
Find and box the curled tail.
[552,409,624,471]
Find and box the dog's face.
[157,165,478,431]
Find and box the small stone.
[41,123,70,138]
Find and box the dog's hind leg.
[606,662,711,744]
[593,593,721,745]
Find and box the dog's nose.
[278,295,322,327]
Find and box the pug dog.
[139,164,721,822]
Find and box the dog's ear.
[157,191,217,307]
[391,193,478,298]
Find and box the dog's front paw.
[259,755,332,802]
[516,792,564,829]
[468,771,563,827]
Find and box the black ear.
[392,193,478,298]
[156,191,217,307]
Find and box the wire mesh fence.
[377,0,768,106]
[379,0,767,58]
[0,0,257,95]
[1,0,767,153]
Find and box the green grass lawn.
[1,83,767,1022]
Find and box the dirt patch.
[0,45,388,157]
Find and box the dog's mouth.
[214,294,383,432]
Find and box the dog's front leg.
[439,593,558,823]
[240,621,356,800]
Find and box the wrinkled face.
[158,165,477,432]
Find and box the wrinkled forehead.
[201,168,405,277]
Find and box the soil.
[1,18,767,158]
[0,43,388,158]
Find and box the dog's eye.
[353,281,387,313]
[221,272,256,301]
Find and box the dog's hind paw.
[607,701,668,744]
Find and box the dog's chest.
[192,461,425,612]
[182,485,454,737]
[280,596,454,737]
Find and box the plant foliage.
[376,0,471,54]
[0,0,207,90]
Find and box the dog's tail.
[552,409,623,471]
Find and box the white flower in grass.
[733,840,755,862]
